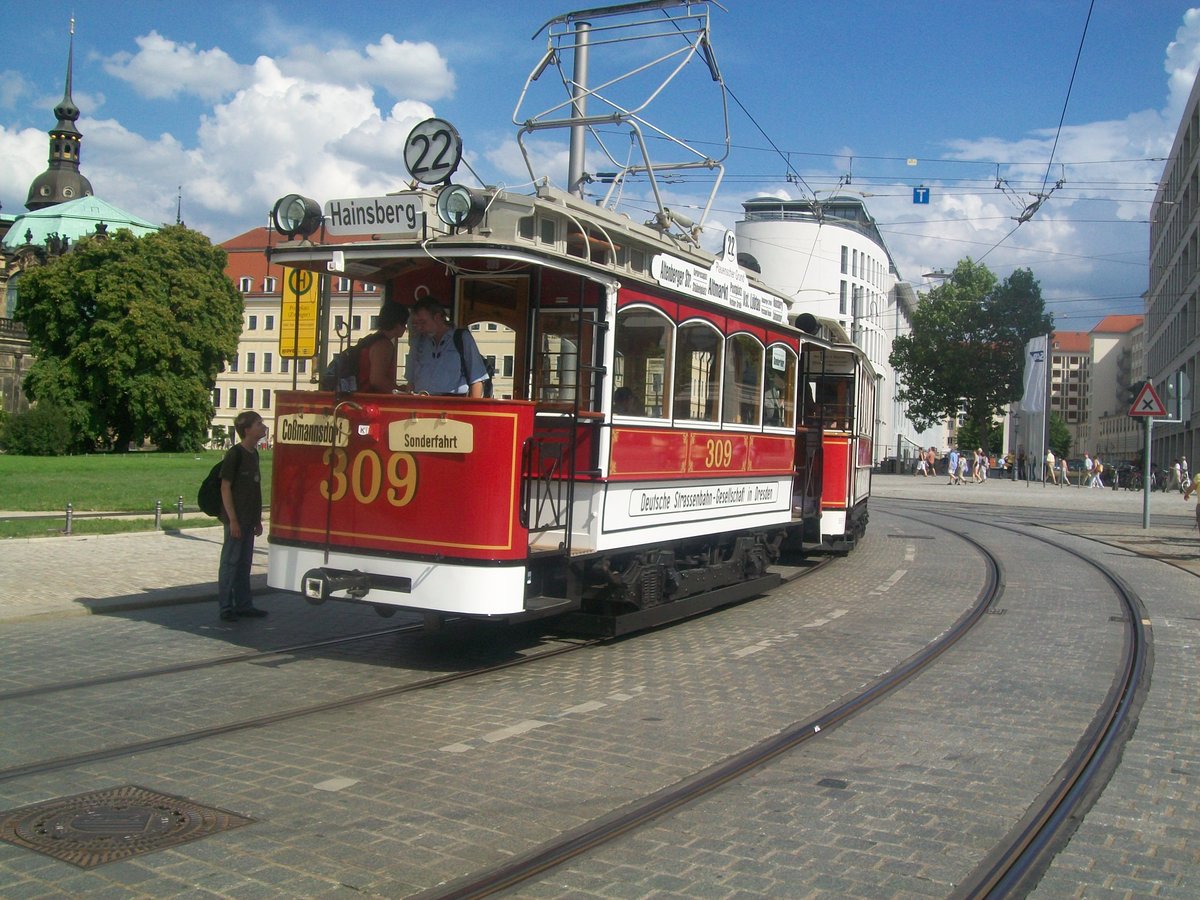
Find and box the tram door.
[456,276,529,400]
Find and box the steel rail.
[0,557,830,785]
[886,505,1150,899]
[421,518,1003,899]
[0,621,426,702]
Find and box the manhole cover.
[0,785,254,868]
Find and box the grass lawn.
[0,451,274,512]
[0,515,219,539]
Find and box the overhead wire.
[979,0,1096,262]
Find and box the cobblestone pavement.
[0,477,1197,897]
[0,522,267,623]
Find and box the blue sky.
[3,1,1200,330]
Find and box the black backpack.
[197,462,224,517]
[320,334,381,392]
[452,328,493,398]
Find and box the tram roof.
[267,183,864,349]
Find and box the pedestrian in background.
[217,410,268,622]
[948,448,961,485]
[1045,448,1058,485]
[1060,455,1070,487]
[1184,477,1200,534]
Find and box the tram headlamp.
[435,184,486,230]
[271,194,323,239]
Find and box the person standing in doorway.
[217,410,268,622]
[406,297,491,397]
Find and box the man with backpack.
[217,410,268,622]
[406,296,491,396]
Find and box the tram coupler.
[302,568,372,604]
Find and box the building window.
[298,359,307,374]
[487,323,498,331]
[363,283,377,293]
[264,352,273,373]
[352,315,361,330]
[337,277,351,292]
[262,389,271,409]
[839,281,848,315]
[248,315,258,330]
[229,388,238,408]
[245,389,254,409]
[265,315,274,330]
[263,276,276,292]
[504,355,514,377]
[246,352,256,373]
[212,387,221,408]
[840,246,848,274]
[471,322,481,331]
[280,358,289,374]
[229,355,239,373]
[370,315,379,329]
[238,276,252,293]
[335,315,345,331]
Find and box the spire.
[53,17,81,132]
[26,17,93,211]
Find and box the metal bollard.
[155,499,162,530]
[177,495,184,522]
[64,501,73,535]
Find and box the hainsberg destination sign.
[323,194,424,237]
[651,231,788,325]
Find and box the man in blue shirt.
[406,297,490,396]
[948,448,961,485]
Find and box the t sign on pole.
[1128,382,1166,530]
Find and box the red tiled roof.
[1052,331,1090,353]
[1091,314,1143,334]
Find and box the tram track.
[888,502,1151,898]
[421,512,1005,898]
[418,506,1149,899]
[0,558,834,786]
[0,621,427,702]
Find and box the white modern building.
[735,195,939,464]
[1148,65,1200,468]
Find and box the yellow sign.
[279,267,320,358]
[389,417,474,453]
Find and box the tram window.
[519,216,535,240]
[615,307,672,418]
[722,334,763,426]
[810,377,853,429]
[540,217,557,245]
[629,247,646,273]
[673,321,721,423]
[535,310,599,410]
[764,345,796,429]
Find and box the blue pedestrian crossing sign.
[913,187,930,204]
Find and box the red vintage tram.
[263,1,873,631]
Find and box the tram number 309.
[703,438,734,469]
[320,448,418,507]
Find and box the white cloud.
[278,34,454,102]
[103,31,252,101]
[0,70,34,110]
[0,125,47,210]
[1166,8,1200,118]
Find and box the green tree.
[1048,412,1071,459]
[889,258,1054,442]
[955,419,1004,455]
[15,226,242,451]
